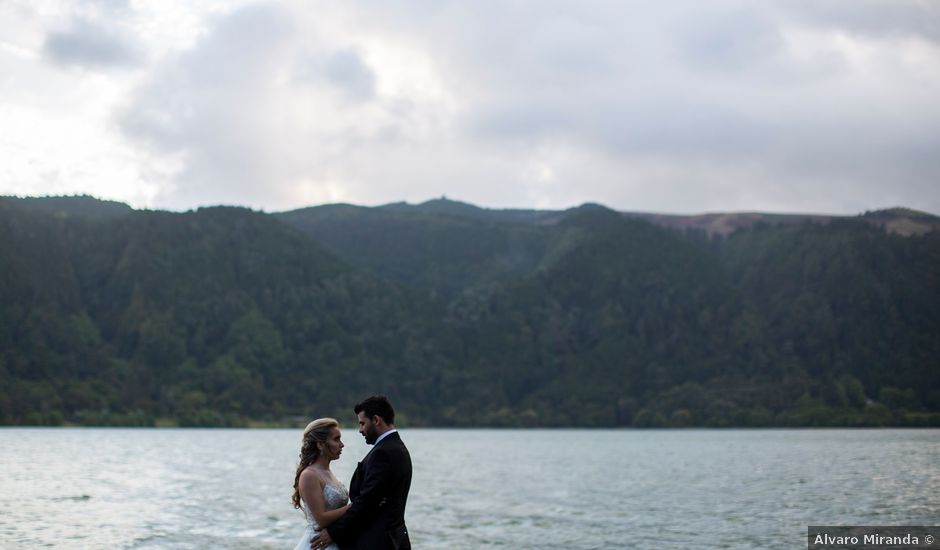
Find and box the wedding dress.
[294,482,349,550]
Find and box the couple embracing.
[292,395,412,550]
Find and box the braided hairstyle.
[292,418,339,512]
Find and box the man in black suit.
[311,395,412,550]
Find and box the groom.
[312,395,412,550]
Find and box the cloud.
[105,1,940,214]
[119,4,297,208]
[118,3,409,210]
[296,49,377,102]
[351,1,940,213]
[676,8,786,72]
[789,0,940,43]
[43,18,142,69]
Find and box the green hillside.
[277,202,552,299]
[0,199,453,426]
[2,196,938,427]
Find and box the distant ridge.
[5,195,934,235]
[378,197,559,224]
[623,208,940,237]
[306,197,939,237]
[0,194,133,221]
[860,207,940,236]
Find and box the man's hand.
[310,526,333,549]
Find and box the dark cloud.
[321,49,376,101]
[295,49,376,101]
[677,9,785,72]
[43,18,142,69]
[790,0,940,42]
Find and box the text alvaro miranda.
[813,532,923,546]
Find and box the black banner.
[808,526,938,549]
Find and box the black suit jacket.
[327,431,412,550]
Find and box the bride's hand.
[310,527,333,549]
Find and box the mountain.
[2,196,938,427]
[378,197,560,224]
[860,207,940,236]
[0,200,453,426]
[276,202,553,300]
[439,207,747,425]
[279,199,940,426]
[1,194,134,221]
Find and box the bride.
[292,418,350,550]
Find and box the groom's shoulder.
[375,433,411,474]
[376,432,408,455]
[376,431,401,447]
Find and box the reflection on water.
[1,428,938,549]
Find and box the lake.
[1,428,938,549]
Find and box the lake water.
[1,428,938,549]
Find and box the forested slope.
[2,196,938,426]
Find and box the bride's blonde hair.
[292,418,339,511]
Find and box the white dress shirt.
[374,428,398,445]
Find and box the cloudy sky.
[2,1,938,214]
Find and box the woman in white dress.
[292,418,350,550]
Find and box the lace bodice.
[322,483,349,512]
[302,481,349,528]
[296,481,348,550]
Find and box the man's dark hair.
[355,395,395,425]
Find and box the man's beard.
[364,426,378,444]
